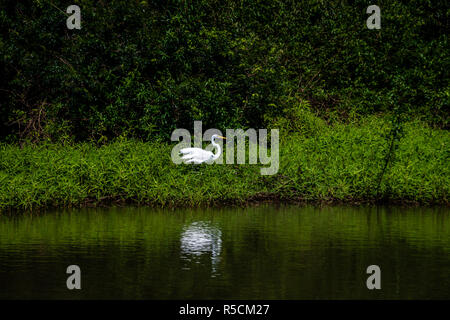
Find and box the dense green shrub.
[0,0,448,143]
[0,116,447,210]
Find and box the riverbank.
[0,117,448,211]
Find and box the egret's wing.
[180,148,202,160]
[179,148,213,163]
[180,147,201,154]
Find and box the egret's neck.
[211,138,222,160]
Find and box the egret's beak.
[217,136,226,140]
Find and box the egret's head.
[212,134,226,141]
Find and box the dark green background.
[1,0,448,142]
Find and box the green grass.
[0,116,448,211]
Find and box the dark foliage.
[1,0,448,142]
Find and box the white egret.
[180,134,226,164]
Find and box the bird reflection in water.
[180,221,222,276]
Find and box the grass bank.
[0,116,448,211]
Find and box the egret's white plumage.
[180,134,226,164]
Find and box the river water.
[0,205,449,299]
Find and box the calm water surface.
[0,205,449,299]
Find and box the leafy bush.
[0,0,448,143]
[0,116,447,210]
